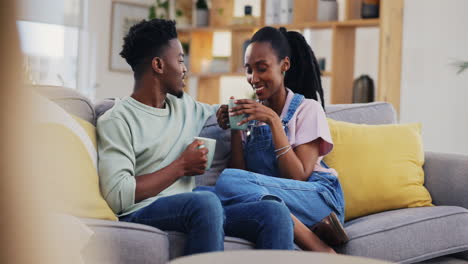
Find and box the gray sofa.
[37,85,468,264]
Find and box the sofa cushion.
[167,231,254,260]
[33,94,117,221]
[81,218,169,264]
[196,115,231,186]
[416,256,468,263]
[326,102,397,125]
[95,98,116,120]
[324,120,432,221]
[34,85,96,125]
[338,206,468,264]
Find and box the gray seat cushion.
[33,85,96,125]
[167,231,254,260]
[81,218,169,264]
[337,206,468,264]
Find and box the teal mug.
[228,99,248,130]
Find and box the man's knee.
[188,191,224,219]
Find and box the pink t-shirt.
[279,89,338,176]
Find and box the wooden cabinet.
[178,0,403,112]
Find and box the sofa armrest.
[424,151,468,209]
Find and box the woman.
[215,27,348,253]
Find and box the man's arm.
[97,118,137,214]
[134,140,208,202]
[98,118,210,212]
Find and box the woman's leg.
[224,200,295,250]
[291,214,336,254]
[216,169,339,227]
[291,214,336,253]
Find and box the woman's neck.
[266,87,288,116]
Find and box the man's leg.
[224,200,295,250]
[120,191,224,255]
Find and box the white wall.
[85,0,154,101]
[84,0,468,155]
[400,0,468,155]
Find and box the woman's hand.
[229,99,280,126]
[216,104,229,130]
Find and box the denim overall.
[214,93,346,227]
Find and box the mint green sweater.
[97,94,217,216]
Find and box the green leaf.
[176,9,183,17]
[458,61,468,74]
[148,5,156,19]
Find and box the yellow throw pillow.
[32,95,117,221]
[324,119,433,221]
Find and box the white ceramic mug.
[194,136,216,170]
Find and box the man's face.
[160,39,187,98]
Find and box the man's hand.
[177,140,209,176]
[216,104,230,130]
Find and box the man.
[97,19,294,256]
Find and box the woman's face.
[244,42,289,101]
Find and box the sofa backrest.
[326,102,397,125]
[34,85,96,125]
[195,101,398,186]
[35,85,399,187]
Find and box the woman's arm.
[269,116,320,181]
[232,99,320,181]
[229,130,246,169]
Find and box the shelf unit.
[178,0,404,112]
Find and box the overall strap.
[282,93,305,125]
[281,93,304,136]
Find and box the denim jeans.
[224,200,295,250]
[119,191,224,256]
[215,168,345,227]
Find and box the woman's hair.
[250,27,325,108]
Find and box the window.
[18,21,79,89]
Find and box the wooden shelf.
[180,0,403,111]
[189,72,245,78]
[178,19,379,33]
[334,19,379,27]
[190,71,331,78]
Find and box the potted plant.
[454,60,468,74]
[149,0,169,19]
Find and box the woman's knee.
[255,200,293,229]
[216,169,253,189]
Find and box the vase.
[352,75,375,103]
[196,9,209,27]
[361,0,380,19]
[317,0,338,22]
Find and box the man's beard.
[172,90,183,98]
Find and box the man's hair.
[250,26,325,109]
[120,19,178,79]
